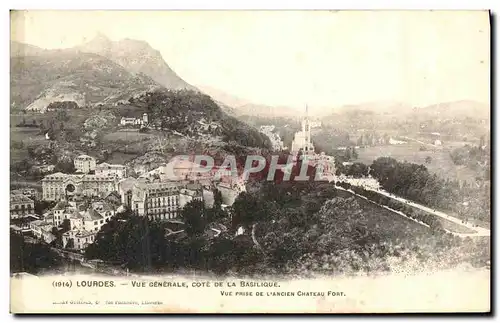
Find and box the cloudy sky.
[11,10,490,109]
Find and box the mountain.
[10,45,162,112]
[77,34,196,91]
[416,100,490,119]
[198,85,299,117]
[10,41,45,57]
[329,101,413,116]
[10,35,198,112]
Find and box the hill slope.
[10,47,162,112]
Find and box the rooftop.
[82,208,104,221]
[53,200,71,210]
[96,162,126,169]
[10,194,34,204]
[75,155,95,161]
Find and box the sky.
[10,10,490,109]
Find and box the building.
[33,164,55,174]
[121,179,203,221]
[309,121,322,129]
[103,191,122,207]
[74,155,97,174]
[52,200,77,226]
[60,205,115,251]
[42,173,119,201]
[142,159,211,182]
[62,229,96,251]
[10,194,35,219]
[29,220,56,244]
[11,188,39,201]
[120,113,148,127]
[291,105,315,155]
[95,163,127,178]
[120,117,136,126]
[389,138,407,145]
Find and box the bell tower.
[304,104,312,153]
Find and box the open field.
[10,127,48,163]
[336,190,437,239]
[337,188,480,235]
[355,143,479,182]
[102,130,158,143]
[10,127,45,143]
[105,152,139,165]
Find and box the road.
[370,188,490,237]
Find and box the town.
[10,108,338,257]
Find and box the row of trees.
[336,181,445,232]
[369,157,490,222]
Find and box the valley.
[10,33,490,280]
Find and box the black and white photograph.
[9,10,491,313]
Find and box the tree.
[180,200,206,237]
[54,159,76,173]
[346,162,369,177]
[65,238,74,250]
[425,156,432,164]
[55,109,70,123]
[61,219,71,232]
[213,189,223,209]
[231,192,267,229]
[352,147,358,159]
[10,232,62,274]
[345,148,351,160]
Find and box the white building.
[389,138,407,145]
[74,155,97,174]
[291,105,315,155]
[10,194,35,219]
[309,121,322,128]
[119,179,203,221]
[62,229,96,251]
[42,172,119,201]
[120,113,148,127]
[95,163,128,178]
[62,206,115,251]
[29,220,55,244]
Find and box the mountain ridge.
[10,37,196,112]
[77,34,197,91]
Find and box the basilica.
[291,105,315,156]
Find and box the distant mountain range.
[10,35,490,123]
[10,34,196,112]
[198,85,303,117]
[198,86,490,121]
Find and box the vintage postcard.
[9,10,491,313]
